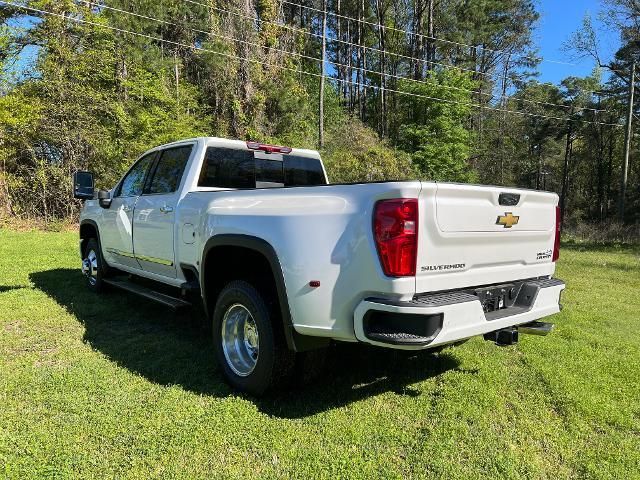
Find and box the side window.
[147,145,193,194]
[198,147,255,188]
[117,153,155,197]
[284,156,327,186]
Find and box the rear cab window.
[146,145,193,194]
[198,147,327,189]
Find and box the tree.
[396,70,477,182]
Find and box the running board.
[518,321,554,336]
[104,277,191,311]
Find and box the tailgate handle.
[499,193,520,206]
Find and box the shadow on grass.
[30,268,463,418]
[0,285,29,293]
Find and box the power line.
[0,1,624,127]
[280,0,627,75]
[78,0,610,114]
[283,0,515,56]
[179,0,518,82]
[180,0,616,97]
[77,0,316,61]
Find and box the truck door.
[132,144,194,278]
[101,152,156,269]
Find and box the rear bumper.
[353,278,565,350]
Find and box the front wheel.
[212,280,294,396]
[82,238,107,293]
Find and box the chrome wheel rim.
[221,303,259,377]
[82,249,99,286]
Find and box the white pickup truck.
[74,137,565,395]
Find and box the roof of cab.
[151,137,321,158]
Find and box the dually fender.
[200,234,329,352]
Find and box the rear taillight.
[553,205,561,262]
[373,199,419,277]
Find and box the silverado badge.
[496,212,519,228]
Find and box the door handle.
[160,205,174,214]
[122,205,132,213]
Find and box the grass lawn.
[0,229,639,479]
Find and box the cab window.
[146,145,193,195]
[116,153,155,197]
[198,147,327,188]
[198,147,255,189]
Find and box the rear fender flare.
[200,234,299,350]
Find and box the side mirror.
[73,171,95,200]
[98,189,112,209]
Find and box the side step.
[518,321,554,336]
[104,277,191,311]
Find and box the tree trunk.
[426,0,434,71]
[347,21,354,111]
[413,0,424,79]
[360,0,367,122]
[498,55,511,183]
[375,0,387,138]
[319,0,327,148]
[560,117,573,224]
[356,0,363,118]
[174,52,180,104]
[596,100,606,221]
[606,124,615,217]
[619,60,635,222]
[536,147,542,190]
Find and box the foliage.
[0,0,638,225]
[323,118,416,182]
[396,70,477,182]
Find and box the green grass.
[0,229,639,479]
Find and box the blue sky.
[535,0,620,84]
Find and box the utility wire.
[281,0,525,57]
[180,0,523,82]
[77,0,609,114]
[77,1,315,61]
[180,0,617,96]
[0,1,624,127]
[280,0,630,76]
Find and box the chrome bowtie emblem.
[496,212,519,228]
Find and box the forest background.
[1,0,639,242]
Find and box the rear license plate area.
[475,284,519,313]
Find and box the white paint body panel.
[81,137,563,348]
[415,183,557,295]
[100,196,139,269]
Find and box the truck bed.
[177,180,560,344]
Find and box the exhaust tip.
[519,321,554,336]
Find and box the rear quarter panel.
[177,182,422,341]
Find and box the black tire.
[212,280,295,396]
[82,238,108,293]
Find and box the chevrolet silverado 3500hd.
[74,137,565,395]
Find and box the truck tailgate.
[415,182,558,294]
